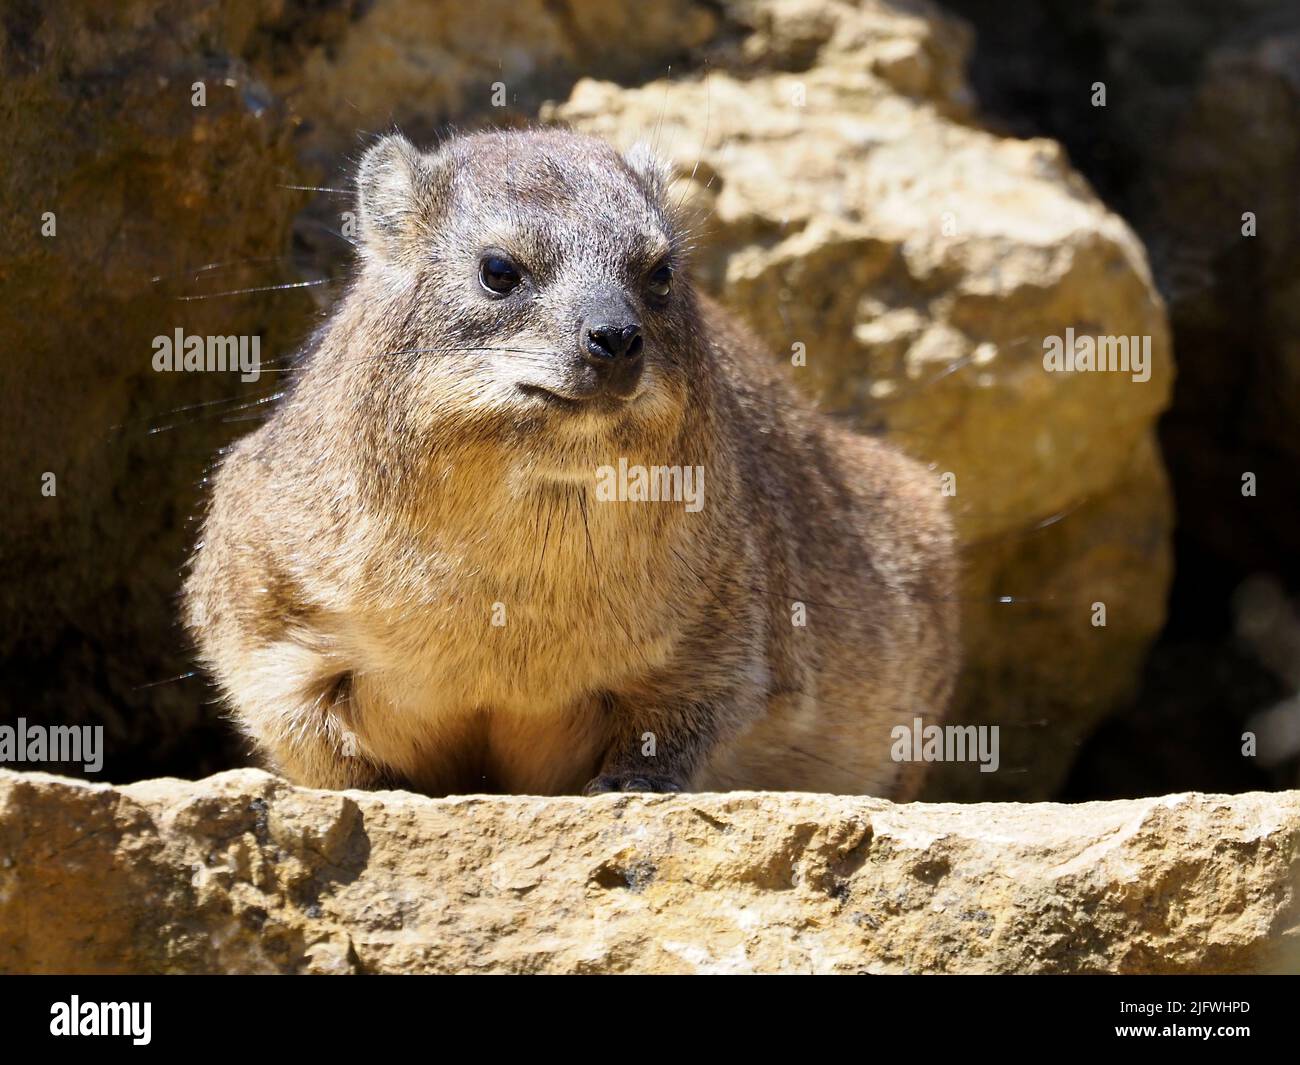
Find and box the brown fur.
[183,128,958,797]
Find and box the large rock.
[1130,14,1300,579]
[0,0,323,779]
[547,0,1174,798]
[1,769,1296,974]
[269,0,719,166]
[945,0,1300,794]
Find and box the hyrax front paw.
[583,772,684,795]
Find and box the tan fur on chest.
[348,469,696,681]
[298,469,700,784]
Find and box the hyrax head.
[353,128,699,452]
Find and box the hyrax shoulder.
[183,128,958,798]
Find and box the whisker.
[134,671,200,690]
[110,390,283,432]
[277,184,352,194]
[176,278,338,301]
[150,256,289,283]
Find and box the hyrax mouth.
[516,382,637,416]
[517,383,587,410]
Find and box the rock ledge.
[1,769,1296,973]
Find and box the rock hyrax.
[183,128,958,797]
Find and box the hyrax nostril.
[581,320,644,397]
[585,322,641,361]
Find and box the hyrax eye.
[479,255,522,295]
[647,262,673,300]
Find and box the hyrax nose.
[584,321,642,361]
[581,315,644,397]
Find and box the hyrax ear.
[623,141,675,204]
[356,132,447,260]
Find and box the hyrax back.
[183,128,958,797]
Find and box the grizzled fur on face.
[346,129,699,477]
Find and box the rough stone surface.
[2,769,1296,974]
[945,0,1300,796]
[1097,3,1300,585]
[270,0,719,168]
[547,0,1174,798]
[0,0,320,779]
